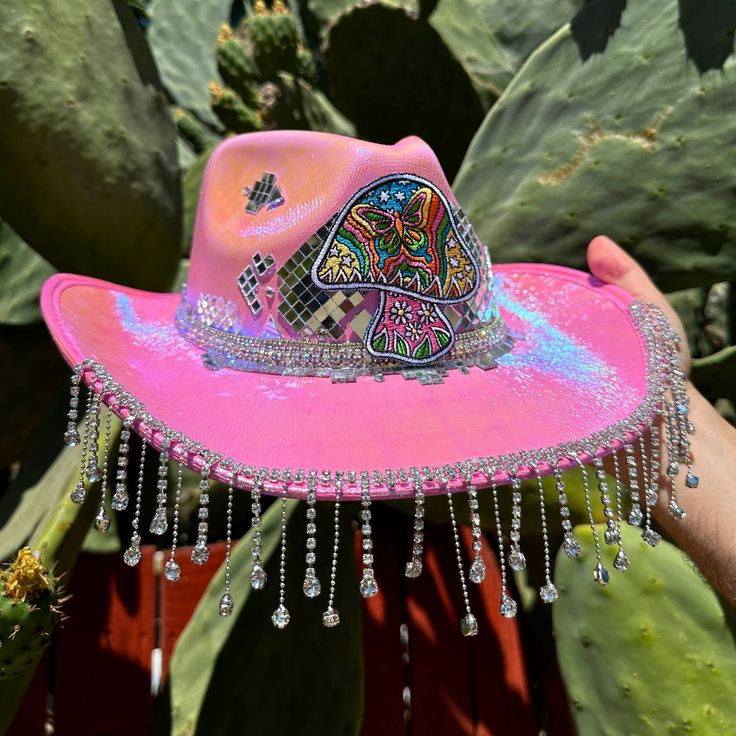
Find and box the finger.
[586,235,682,331]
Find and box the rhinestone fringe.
[67,301,694,632]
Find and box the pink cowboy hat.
[41,131,694,631]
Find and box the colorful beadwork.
[312,175,480,364]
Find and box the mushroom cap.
[312,175,479,304]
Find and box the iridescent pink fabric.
[41,131,648,500]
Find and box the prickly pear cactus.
[209,82,263,133]
[691,345,736,402]
[0,222,55,325]
[0,548,61,679]
[262,72,356,137]
[553,524,736,735]
[246,0,301,81]
[306,0,419,31]
[429,0,585,81]
[147,0,233,127]
[324,1,486,178]
[0,0,181,291]
[426,0,515,108]
[454,0,736,292]
[216,23,261,107]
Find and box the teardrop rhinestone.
[94,510,111,533]
[359,573,379,598]
[404,559,422,578]
[613,550,629,571]
[250,564,267,590]
[86,460,100,483]
[303,573,321,598]
[111,488,129,512]
[539,583,559,603]
[70,482,87,505]
[499,595,518,618]
[562,533,581,558]
[668,500,686,520]
[149,508,168,536]
[164,559,181,582]
[191,543,210,565]
[642,528,661,547]
[322,607,340,627]
[685,472,699,489]
[271,604,290,629]
[628,507,643,527]
[460,613,478,637]
[469,557,486,584]
[219,592,234,617]
[604,526,621,545]
[123,546,141,567]
[508,548,526,572]
[64,429,81,447]
[593,562,610,586]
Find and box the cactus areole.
[40,131,699,635]
[0,548,61,678]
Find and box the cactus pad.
[246,1,301,81]
[554,524,736,734]
[0,548,61,679]
[454,0,736,292]
[0,0,181,291]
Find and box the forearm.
[652,384,736,606]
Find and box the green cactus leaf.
[444,0,584,72]
[262,72,356,137]
[426,1,514,107]
[147,0,234,128]
[666,288,707,358]
[182,146,217,257]
[0,0,181,291]
[0,222,55,325]
[245,5,301,81]
[427,0,588,107]
[306,0,419,32]
[454,0,736,292]
[216,31,261,107]
[554,523,736,735]
[210,84,262,133]
[324,2,485,178]
[174,108,213,156]
[167,498,363,736]
[691,345,736,402]
[0,393,79,562]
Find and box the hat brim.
[41,263,651,500]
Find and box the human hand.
[587,235,691,376]
[586,235,736,606]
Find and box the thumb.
[587,235,689,366]
[587,235,676,320]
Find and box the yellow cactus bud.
[208,80,224,101]
[217,23,235,44]
[2,548,51,603]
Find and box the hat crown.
[183,132,500,368]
